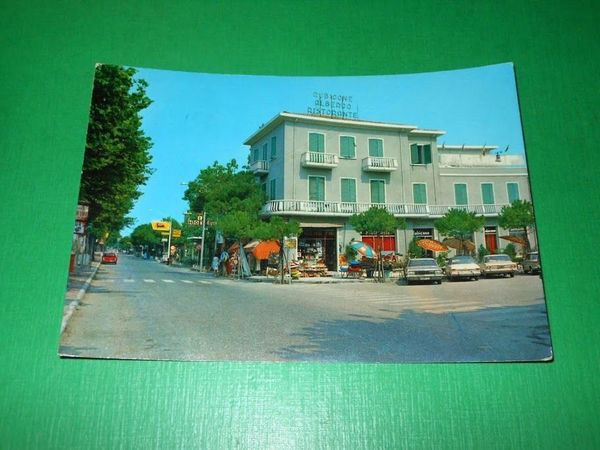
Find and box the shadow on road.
[275,303,552,363]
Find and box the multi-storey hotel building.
[244,112,534,270]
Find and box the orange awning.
[500,235,527,245]
[416,238,449,252]
[252,240,280,260]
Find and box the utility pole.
[167,219,173,264]
[199,211,206,271]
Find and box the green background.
[1,1,598,448]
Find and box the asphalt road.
[59,255,552,363]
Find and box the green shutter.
[454,184,468,205]
[481,183,495,204]
[269,179,276,200]
[341,179,356,203]
[340,136,354,158]
[424,144,432,164]
[413,184,427,204]
[309,177,324,201]
[253,148,259,162]
[369,139,383,157]
[270,136,276,159]
[262,143,268,160]
[410,144,419,164]
[309,133,324,152]
[507,183,520,203]
[370,180,385,203]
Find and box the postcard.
[59,63,552,362]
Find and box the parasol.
[500,235,527,246]
[252,240,281,260]
[416,238,449,252]
[443,238,475,252]
[350,241,377,258]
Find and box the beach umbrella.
[350,241,377,259]
[443,238,475,252]
[416,238,449,252]
[500,235,527,246]
[252,240,281,260]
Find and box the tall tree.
[498,199,535,252]
[434,209,485,255]
[79,64,153,239]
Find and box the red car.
[101,252,118,264]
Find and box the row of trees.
[79,64,154,244]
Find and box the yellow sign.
[152,221,170,231]
[172,229,182,238]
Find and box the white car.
[480,254,517,278]
[405,258,444,285]
[444,255,481,281]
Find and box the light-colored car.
[480,254,517,278]
[522,252,541,274]
[445,255,481,281]
[405,258,443,285]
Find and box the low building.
[244,112,534,270]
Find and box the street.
[60,255,552,362]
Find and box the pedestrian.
[211,255,219,275]
[218,250,229,277]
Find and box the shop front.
[298,227,338,271]
[413,228,435,257]
[484,226,498,253]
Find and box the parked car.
[101,252,118,264]
[522,251,541,274]
[480,254,517,278]
[444,255,481,281]
[405,258,443,285]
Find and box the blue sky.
[125,62,524,233]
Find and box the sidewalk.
[61,261,101,334]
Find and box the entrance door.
[485,227,498,253]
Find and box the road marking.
[143,279,156,283]
[198,280,211,285]
[181,280,193,284]
[162,279,175,283]
[123,279,135,283]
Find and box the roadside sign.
[152,221,171,231]
[186,212,203,226]
[161,232,170,236]
[172,229,182,238]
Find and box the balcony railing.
[261,200,507,217]
[301,151,339,168]
[250,159,270,174]
[362,156,398,172]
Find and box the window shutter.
[341,179,356,203]
[410,144,419,164]
[454,184,468,205]
[481,183,495,204]
[310,133,324,152]
[340,136,355,158]
[253,148,259,162]
[369,139,383,157]
[371,180,384,203]
[507,183,520,203]
[424,145,432,164]
[271,136,276,159]
[262,143,268,160]
[414,184,427,204]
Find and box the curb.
[60,262,101,335]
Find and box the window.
[410,143,432,164]
[340,178,356,203]
[507,182,520,203]
[481,183,495,204]
[309,132,325,153]
[369,138,384,157]
[261,182,267,195]
[308,176,325,201]
[413,183,427,204]
[370,180,385,203]
[340,136,355,158]
[262,143,268,161]
[454,183,468,205]
[270,136,277,159]
[252,147,259,162]
[269,179,277,200]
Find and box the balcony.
[250,159,270,174]
[362,156,398,172]
[261,200,508,218]
[301,151,339,169]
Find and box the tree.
[434,209,485,255]
[79,64,153,240]
[498,200,535,252]
[130,223,161,256]
[349,207,407,282]
[183,160,265,218]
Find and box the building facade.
[245,112,534,270]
